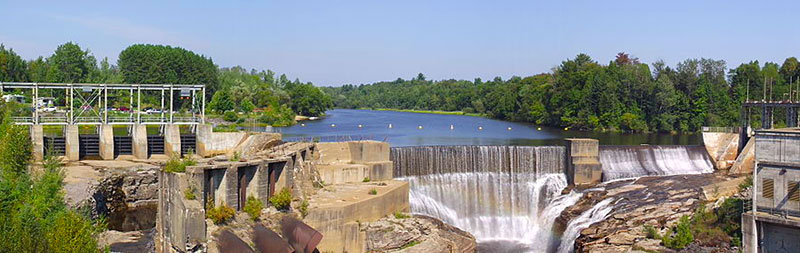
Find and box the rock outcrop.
[362,215,477,253]
[556,174,741,252]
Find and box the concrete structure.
[99,125,114,160]
[163,125,182,157]
[195,124,248,157]
[65,125,80,161]
[315,141,394,185]
[132,124,148,159]
[564,138,602,186]
[701,128,740,170]
[743,128,800,253]
[31,125,44,161]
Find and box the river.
[275,109,701,146]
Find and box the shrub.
[368,189,377,195]
[163,151,197,173]
[643,224,660,239]
[223,111,238,122]
[46,210,104,253]
[299,199,309,218]
[229,151,241,162]
[243,196,263,221]
[362,177,371,182]
[184,185,197,200]
[394,211,411,219]
[213,124,239,132]
[206,201,235,224]
[662,216,694,249]
[738,175,753,192]
[269,188,292,211]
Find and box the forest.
[324,53,800,133]
[0,43,333,126]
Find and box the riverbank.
[369,108,484,117]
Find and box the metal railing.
[702,126,740,133]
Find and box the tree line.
[324,53,800,132]
[0,43,333,123]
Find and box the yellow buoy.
[388,124,393,128]
[537,127,542,131]
[331,124,336,127]
[564,127,569,131]
[507,127,512,131]
[358,124,363,128]
[301,123,305,127]
[478,126,483,130]
[418,125,423,129]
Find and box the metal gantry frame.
[0,82,205,125]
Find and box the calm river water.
[274,109,701,146]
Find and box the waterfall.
[557,198,616,253]
[392,146,565,177]
[392,146,578,251]
[599,145,713,181]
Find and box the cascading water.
[392,146,580,251]
[599,145,714,181]
[556,198,616,253]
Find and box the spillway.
[392,146,577,251]
[599,145,714,181]
[391,144,715,252]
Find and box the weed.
[394,211,411,219]
[184,185,197,200]
[362,177,371,182]
[269,188,292,211]
[368,189,377,195]
[243,196,264,221]
[206,201,235,225]
[299,199,309,218]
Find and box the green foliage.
[324,53,783,133]
[210,90,235,113]
[117,44,218,91]
[0,123,103,252]
[240,100,255,113]
[206,201,235,225]
[223,111,238,122]
[400,241,420,250]
[184,185,197,200]
[643,224,660,239]
[738,175,753,192]
[163,153,196,173]
[662,215,694,249]
[0,44,28,81]
[47,42,96,83]
[269,188,292,211]
[394,212,411,219]
[285,82,333,117]
[368,189,378,195]
[299,199,309,218]
[229,151,241,162]
[243,196,264,221]
[213,124,239,132]
[257,104,295,127]
[362,177,371,182]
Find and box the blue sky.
[1,0,798,86]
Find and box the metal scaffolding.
[0,82,205,125]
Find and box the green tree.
[46,42,96,83]
[0,44,28,81]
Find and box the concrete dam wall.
[390,146,578,251]
[599,145,714,181]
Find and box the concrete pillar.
[65,125,80,161]
[31,125,44,161]
[195,124,212,157]
[762,106,773,129]
[565,138,602,186]
[99,124,114,160]
[741,212,757,253]
[132,124,148,159]
[164,124,181,157]
[788,107,798,128]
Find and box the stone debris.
[362,215,477,253]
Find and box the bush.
[394,211,411,219]
[206,201,235,225]
[662,216,694,249]
[299,199,309,218]
[643,224,660,239]
[184,185,197,200]
[368,189,378,195]
[47,210,104,253]
[163,151,197,173]
[362,177,371,182]
[229,151,241,162]
[243,196,263,221]
[269,188,292,211]
[223,111,238,122]
[213,124,239,132]
[738,175,752,192]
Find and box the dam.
[389,142,716,252]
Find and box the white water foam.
[599,145,714,181]
[557,198,616,253]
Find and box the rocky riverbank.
[556,173,744,252]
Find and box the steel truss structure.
[1,82,205,125]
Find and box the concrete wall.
[305,182,410,253]
[163,125,181,157]
[730,137,755,175]
[132,124,148,159]
[157,171,206,253]
[65,125,79,161]
[755,130,800,215]
[31,125,44,161]
[756,130,800,165]
[99,124,114,160]
[565,138,602,186]
[317,141,394,183]
[702,132,740,170]
[195,124,249,157]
